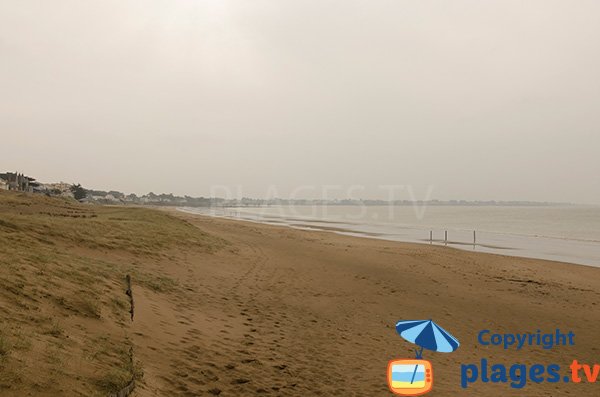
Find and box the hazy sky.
[1,1,599,203]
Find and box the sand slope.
[131,210,600,396]
[1,192,599,396]
[0,192,219,396]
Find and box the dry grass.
[0,191,224,396]
[95,344,143,394]
[0,333,11,358]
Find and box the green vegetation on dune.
[0,194,221,255]
[0,191,224,396]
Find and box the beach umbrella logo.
[387,320,460,396]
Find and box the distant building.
[43,182,74,198]
[0,179,7,190]
[0,172,39,192]
[44,182,71,192]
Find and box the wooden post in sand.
[125,275,134,321]
[473,230,476,246]
[444,230,448,245]
[429,230,432,244]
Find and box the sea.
[179,205,600,268]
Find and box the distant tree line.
[62,185,570,208]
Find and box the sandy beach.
[130,209,600,396]
[5,1,600,395]
[1,193,599,396]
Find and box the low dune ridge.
[1,191,599,396]
[0,191,222,396]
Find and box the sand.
[131,210,600,396]
[1,192,599,396]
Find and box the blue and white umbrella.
[395,319,459,358]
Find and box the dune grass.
[0,191,223,395]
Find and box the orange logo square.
[387,359,433,396]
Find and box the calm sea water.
[180,205,600,267]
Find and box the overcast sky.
[1,1,599,203]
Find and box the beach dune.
[0,192,598,396]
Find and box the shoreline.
[177,207,600,268]
[3,189,598,396]
[163,208,600,396]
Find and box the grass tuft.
[0,334,11,357]
[44,321,63,338]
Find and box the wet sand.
[132,210,600,396]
